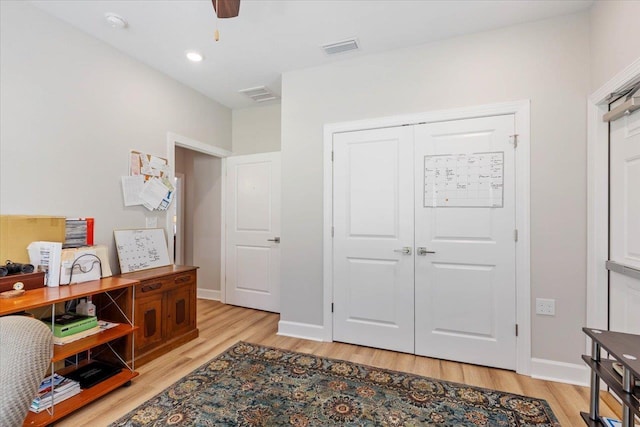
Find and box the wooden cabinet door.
[135,294,165,353]
[166,285,194,338]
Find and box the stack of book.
[30,373,80,413]
[612,362,640,386]
[42,313,99,345]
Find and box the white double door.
[333,115,517,370]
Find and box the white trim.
[530,358,590,386]
[586,58,640,342]
[277,320,326,342]
[197,288,221,301]
[173,173,185,265]
[166,132,232,300]
[220,159,227,304]
[323,100,532,374]
[322,123,334,342]
[168,131,232,158]
[514,102,532,376]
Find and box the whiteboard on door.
[423,152,504,208]
[114,228,171,273]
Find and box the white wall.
[0,2,231,273]
[280,12,590,365]
[589,0,640,91]
[232,104,281,155]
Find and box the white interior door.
[609,92,640,334]
[414,116,516,369]
[226,152,281,313]
[332,127,415,353]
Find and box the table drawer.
[136,277,171,296]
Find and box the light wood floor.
[58,299,619,426]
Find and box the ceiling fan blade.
[212,0,240,18]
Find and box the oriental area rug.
[110,342,560,426]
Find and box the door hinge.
[331,303,334,313]
[510,134,519,148]
[514,229,518,242]
[515,324,519,336]
[331,226,334,237]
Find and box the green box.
[42,313,98,338]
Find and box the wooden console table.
[581,327,640,427]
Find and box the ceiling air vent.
[322,38,359,55]
[238,86,279,103]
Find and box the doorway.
[323,101,531,374]
[166,132,231,301]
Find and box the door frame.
[323,100,531,375]
[586,58,640,337]
[166,131,232,302]
[173,172,185,265]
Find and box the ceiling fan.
[212,0,241,19]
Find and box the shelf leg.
[621,367,633,427]
[589,339,601,421]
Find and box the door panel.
[333,126,415,353]
[226,152,281,313]
[167,285,194,337]
[136,295,164,353]
[236,246,272,293]
[610,94,640,333]
[414,115,516,369]
[236,163,272,231]
[430,262,496,337]
[610,271,640,334]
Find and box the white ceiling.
[31,0,594,110]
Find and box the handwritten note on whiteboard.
[114,228,171,273]
[423,152,504,208]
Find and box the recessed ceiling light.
[186,51,204,62]
[104,13,127,29]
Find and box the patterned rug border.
[229,342,554,405]
[111,341,560,426]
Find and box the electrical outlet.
[536,298,555,316]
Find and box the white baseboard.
[197,288,221,301]
[530,358,590,386]
[277,320,326,342]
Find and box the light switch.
[145,216,158,228]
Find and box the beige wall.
[232,104,281,155]
[0,1,231,273]
[280,12,590,365]
[589,0,640,91]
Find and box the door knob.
[267,237,280,243]
[393,247,412,255]
[417,247,436,256]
